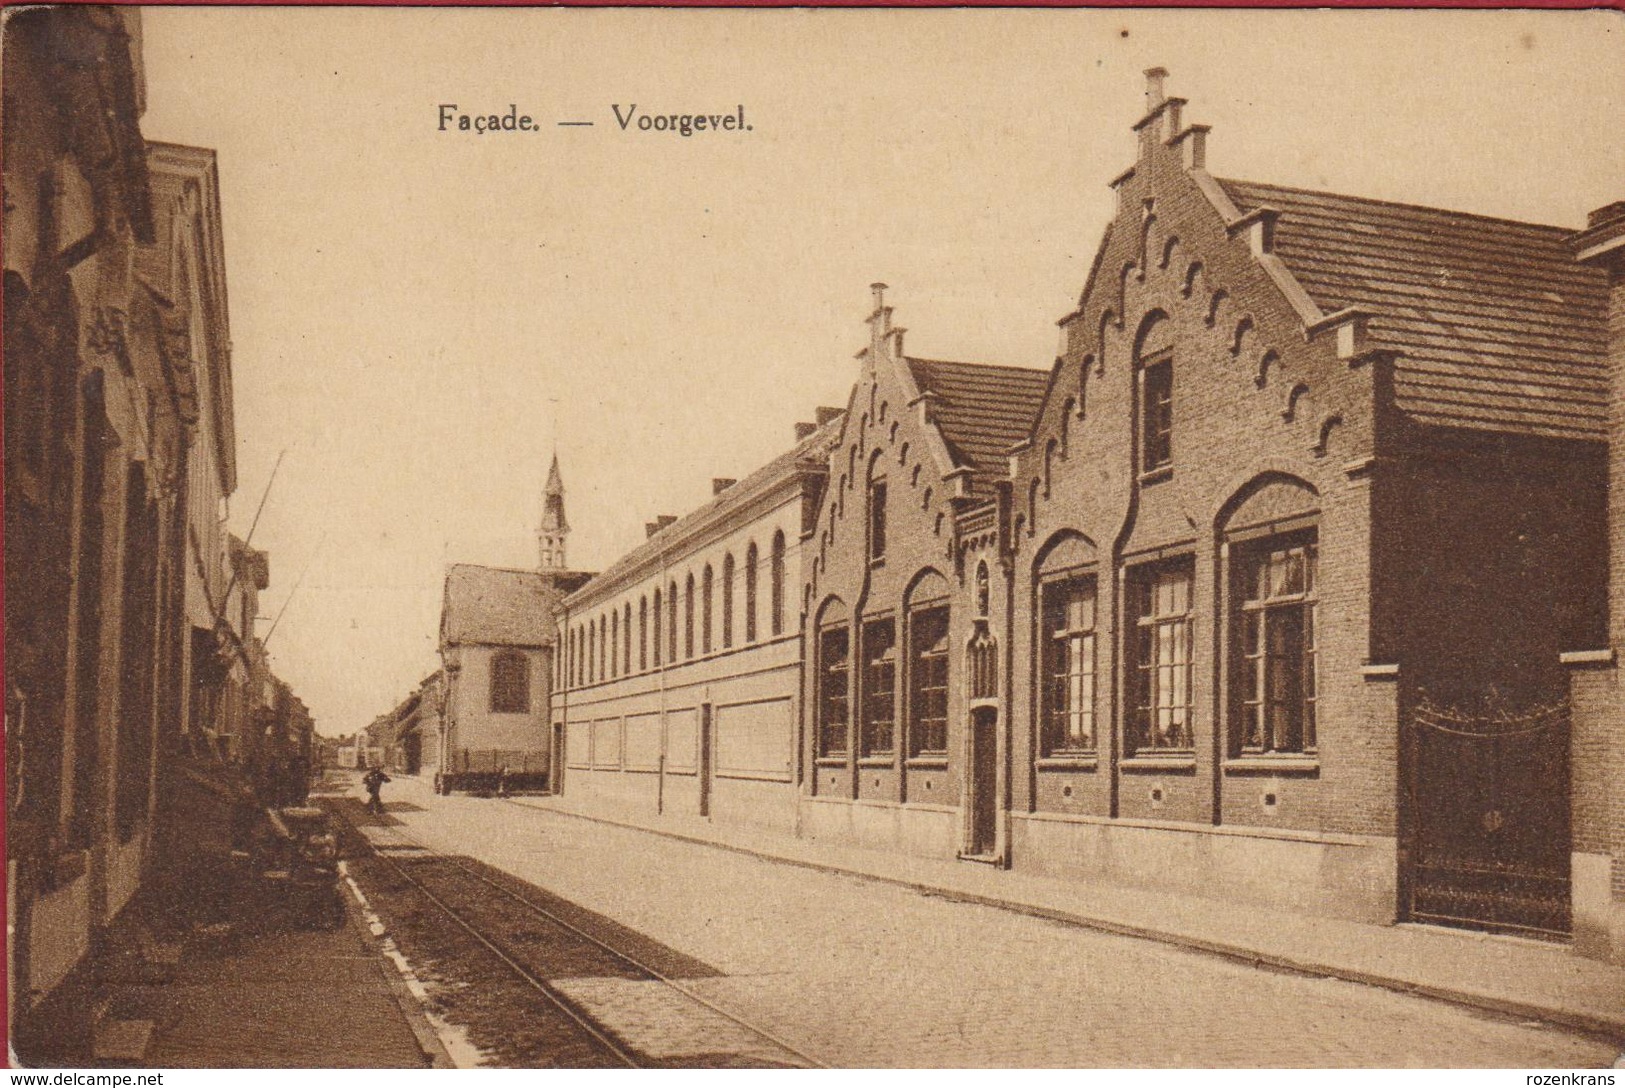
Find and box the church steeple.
[539,453,569,571]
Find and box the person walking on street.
[362,766,391,816]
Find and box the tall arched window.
[668,580,679,662]
[867,454,888,565]
[702,564,715,654]
[598,616,607,683]
[651,589,662,667]
[639,596,648,671]
[1221,475,1321,757]
[722,553,735,648]
[623,603,632,675]
[744,542,759,643]
[816,598,850,757]
[770,531,786,636]
[905,569,951,758]
[685,573,696,659]
[610,610,619,678]
[1037,532,1099,755]
[1137,312,1174,474]
[490,650,530,713]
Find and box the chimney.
[712,478,737,495]
[1144,67,1168,111]
[815,406,842,426]
[645,514,679,539]
[794,421,817,440]
[867,282,892,363]
[657,514,677,530]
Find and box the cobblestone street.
[351,775,1621,1068]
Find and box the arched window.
[668,580,679,662]
[744,542,759,643]
[685,573,696,659]
[702,565,715,654]
[860,614,897,756]
[610,610,619,678]
[624,603,632,675]
[1127,560,1194,753]
[906,570,951,757]
[1037,532,1099,755]
[639,596,648,671]
[770,531,786,635]
[1221,475,1321,757]
[867,454,888,565]
[722,553,735,648]
[652,588,663,667]
[491,651,530,713]
[587,621,595,683]
[598,616,607,683]
[816,598,850,758]
[1136,313,1174,474]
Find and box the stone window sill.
[1120,754,1196,772]
[905,756,948,770]
[857,756,896,768]
[1223,756,1319,775]
[1036,756,1099,771]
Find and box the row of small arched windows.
[565,530,788,688]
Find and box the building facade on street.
[553,414,841,833]
[544,70,1623,965]
[799,302,1047,858]
[435,459,591,793]
[2,10,322,1056]
[996,71,1609,940]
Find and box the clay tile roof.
[441,564,562,647]
[1220,179,1609,441]
[907,357,1049,491]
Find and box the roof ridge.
[1219,178,1578,236]
[907,355,1048,376]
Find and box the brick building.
[554,415,841,833]
[800,71,1617,957]
[799,298,1047,856]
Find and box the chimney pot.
[1144,67,1169,110]
[657,515,677,529]
[795,422,817,440]
[712,478,737,495]
[815,406,842,426]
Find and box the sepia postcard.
[4,4,1624,1074]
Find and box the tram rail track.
[334,806,823,1069]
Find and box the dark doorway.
[967,706,998,857]
[1404,694,1571,938]
[401,730,421,776]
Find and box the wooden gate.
[1404,694,1571,938]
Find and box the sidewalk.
[509,792,1625,1041]
[94,774,451,1069]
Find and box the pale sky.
[137,8,1624,737]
